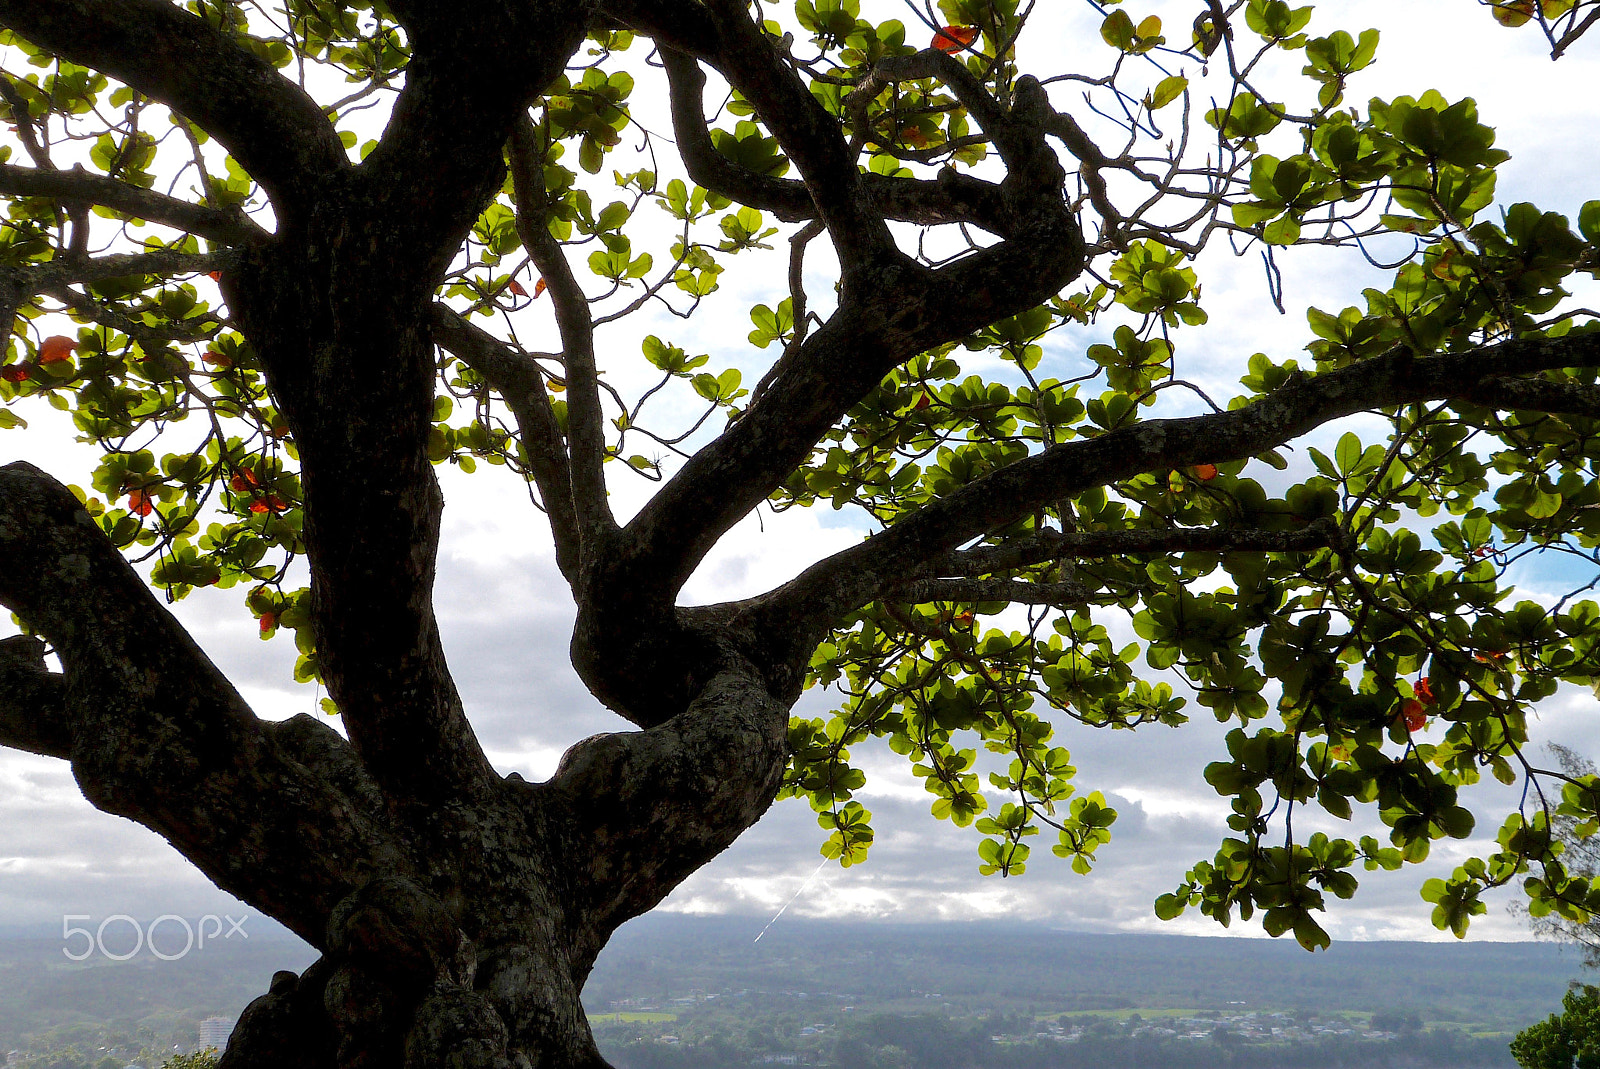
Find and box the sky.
[3,0,1600,965]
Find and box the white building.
[198,1017,233,1052]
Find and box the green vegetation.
[158,1052,218,1069]
[1512,984,1600,1069]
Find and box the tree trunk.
[212,652,792,1069]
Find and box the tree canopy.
[1513,984,1600,1069]
[3,0,1600,1063]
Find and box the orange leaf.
[932,25,978,52]
[1194,463,1218,481]
[1414,677,1434,705]
[259,612,277,633]
[1400,699,1427,733]
[508,279,527,297]
[38,335,76,364]
[230,468,260,492]
[203,349,232,366]
[533,277,548,298]
[208,270,222,282]
[249,499,271,514]
[1492,0,1535,25]
[126,489,154,517]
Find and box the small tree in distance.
[1517,743,1600,965]
[1512,985,1600,1069]
[4,0,1600,1064]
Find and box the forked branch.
[0,462,403,943]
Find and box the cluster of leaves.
[760,0,1600,949]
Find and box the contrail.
[753,857,829,943]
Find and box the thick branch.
[1043,109,1128,246]
[759,336,1600,635]
[660,48,814,221]
[862,51,1031,173]
[10,248,230,305]
[546,656,790,938]
[0,164,266,245]
[0,0,347,216]
[620,189,1081,600]
[0,462,401,944]
[889,578,1090,607]
[430,303,581,581]
[0,75,51,170]
[1458,375,1600,418]
[226,247,497,808]
[509,119,616,544]
[355,1,588,277]
[923,519,1346,578]
[0,635,70,760]
[694,0,896,269]
[596,0,721,55]
[659,49,1012,233]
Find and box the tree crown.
[1,0,1600,956]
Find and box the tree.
[1512,984,1600,1069]
[4,0,1600,1064]
[161,1053,221,1069]
[1516,743,1600,964]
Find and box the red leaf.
[249,499,271,514]
[0,364,27,383]
[1194,463,1218,481]
[914,393,931,410]
[38,336,76,364]
[259,612,277,633]
[229,468,260,492]
[208,271,222,282]
[126,489,154,517]
[1414,677,1434,705]
[508,279,527,297]
[203,349,232,366]
[932,25,978,52]
[1400,699,1426,733]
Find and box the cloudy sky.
[3,0,1600,965]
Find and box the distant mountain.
[589,915,1587,1030]
[0,915,1585,1049]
